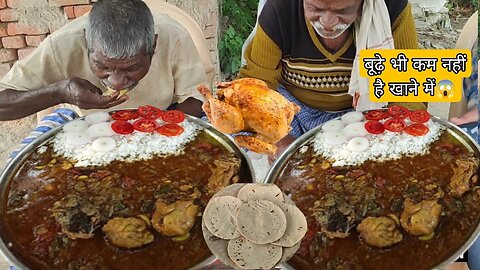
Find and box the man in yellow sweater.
[240,0,425,152]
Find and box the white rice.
[52,119,201,167]
[312,119,445,167]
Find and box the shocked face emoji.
[437,80,454,99]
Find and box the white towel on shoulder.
[349,0,393,111]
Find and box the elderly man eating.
[0,0,207,121]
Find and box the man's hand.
[268,134,296,164]
[352,91,360,109]
[450,108,479,126]
[62,77,128,109]
[176,97,203,117]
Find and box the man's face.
[88,49,152,91]
[304,0,362,39]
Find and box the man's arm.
[239,25,282,90]
[0,78,127,121]
[0,31,127,121]
[450,107,479,125]
[0,81,65,121]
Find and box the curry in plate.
[275,111,480,270]
[1,109,251,270]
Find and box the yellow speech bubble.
[359,49,472,102]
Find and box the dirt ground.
[416,6,473,50]
[0,115,36,168]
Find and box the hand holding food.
[62,77,128,109]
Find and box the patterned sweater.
[240,0,425,111]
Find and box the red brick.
[0,48,17,62]
[0,9,17,22]
[73,4,91,17]
[7,23,49,35]
[0,61,13,78]
[2,35,25,49]
[25,34,46,46]
[63,6,75,19]
[17,46,35,59]
[49,0,90,7]
[0,23,7,37]
[0,0,6,9]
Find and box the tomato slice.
[156,123,184,136]
[111,120,134,135]
[111,110,138,121]
[365,120,385,134]
[364,110,389,121]
[162,110,185,123]
[388,105,410,119]
[137,105,164,119]
[405,123,429,136]
[409,110,430,123]
[384,118,406,132]
[133,119,158,132]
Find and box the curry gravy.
[277,132,480,270]
[2,132,251,270]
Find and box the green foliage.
[219,0,258,78]
[447,0,477,8]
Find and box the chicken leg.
[235,134,277,155]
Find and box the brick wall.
[0,0,220,79]
[164,0,220,81]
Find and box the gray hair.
[86,0,155,58]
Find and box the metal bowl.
[0,114,255,270]
[265,116,480,270]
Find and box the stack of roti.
[202,183,307,269]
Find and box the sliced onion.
[347,137,369,152]
[87,122,115,138]
[323,131,348,146]
[321,120,345,132]
[341,111,364,124]
[65,132,92,146]
[343,122,368,138]
[85,111,111,124]
[63,120,89,133]
[91,137,116,152]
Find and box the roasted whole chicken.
[197,78,300,154]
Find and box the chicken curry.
[276,132,480,270]
[1,131,251,270]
